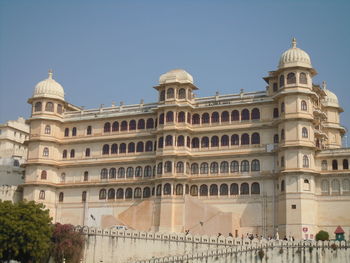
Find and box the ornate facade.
[23,39,350,240]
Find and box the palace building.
[23,39,350,240]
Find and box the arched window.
[332,160,338,170]
[58,192,64,203]
[175,184,183,195]
[231,110,239,121]
[241,160,249,172]
[166,111,174,123]
[230,183,238,195]
[136,142,144,152]
[167,88,174,99]
[82,191,87,202]
[201,137,209,148]
[321,160,328,170]
[108,189,115,199]
[190,185,198,196]
[191,137,199,148]
[211,112,219,123]
[121,121,128,131]
[211,136,219,147]
[301,100,307,111]
[111,144,118,154]
[251,133,260,144]
[342,179,350,192]
[102,144,109,155]
[251,183,260,194]
[164,161,172,173]
[143,187,151,198]
[13,160,19,167]
[202,113,210,124]
[274,134,279,143]
[72,127,77,136]
[146,118,154,129]
[45,102,54,112]
[57,104,63,114]
[279,75,285,88]
[160,90,165,101]
[144,166,152,177]
[251,108,260,120]
[126,167,134,178]
[200,185,208,196]
[187,113,191,124]
[303,179,310,191]
[68,149,74,158]
[83,171,89,181]
[281,180,285,191]
[210,184,218,196]
[100,168,108,179]
[210,162,218,174]
[134,188,141,198]
[157,162,163,175]
[221,135,229,146]
[87,126,92,135]
[45,125,51,134]
[118,167,125,178]
[178,88,186,99]
[281,129,285,141]
[34,102,42,112]
[177,136,184,147]
[251,159,260,171]
[221,111,229,122]
[220,161,229,173]
[43,147,49,157]
[158,137,164,148]
[39,190,45,200]
[192,114,200,125]
[303,155,309,168]
[165,135,173,146]
[159,114,164,125]
[199,162,208,174]
[178,112,185,122]
[104,122,111,133]
[220,184,228,195]
[321,180,329,194]
[112,121,119,132]
[230,161,239,173]
[163,183,171,195]
[64,128,69,137]
[332,179,340,194]
[273,83,278,92]
[125,188,133,199]
[231,134,239,145]
[241,133,249,145]
[41,170,47,180]
[119,143,126,153]
[129,120,136,130]
[109,168,116,179]
[287,72,296,84]
[241,109,250,121]
[176,162,184,173]
[343,159,349,170]
[128,142,135,153]
[241,183,249,195]
[99,189,106,200]
[302,127,308,138]
[62,150,67,159]
[299,72,308,84]
[145,141,153,152]
[273,108,279,118]
[191,163,199,174]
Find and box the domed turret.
[33,70,64,100]
[278,38,312,69]
[159,69,193,85]
[321,81,339,108]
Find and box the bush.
[315,230,329,241]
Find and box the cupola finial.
[322,80,327,90]
[48,69,53,79]
[292,37,297,48]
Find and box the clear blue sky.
[1,0,350,133]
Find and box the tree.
[0,200,53,262]
[316,230,329,241]
[51,223,84,263]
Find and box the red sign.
[303,227,308,233]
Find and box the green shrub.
[315,230,329,241]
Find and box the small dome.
[321,81,339,108]
[159,69,193,84]
[278,38,312,69]
[33,70,64,100]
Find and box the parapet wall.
[75,226,350,263]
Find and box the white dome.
[278,38,312,69]
[33,70,65,100]
[323,90,339,108]
[159,69,193,84]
